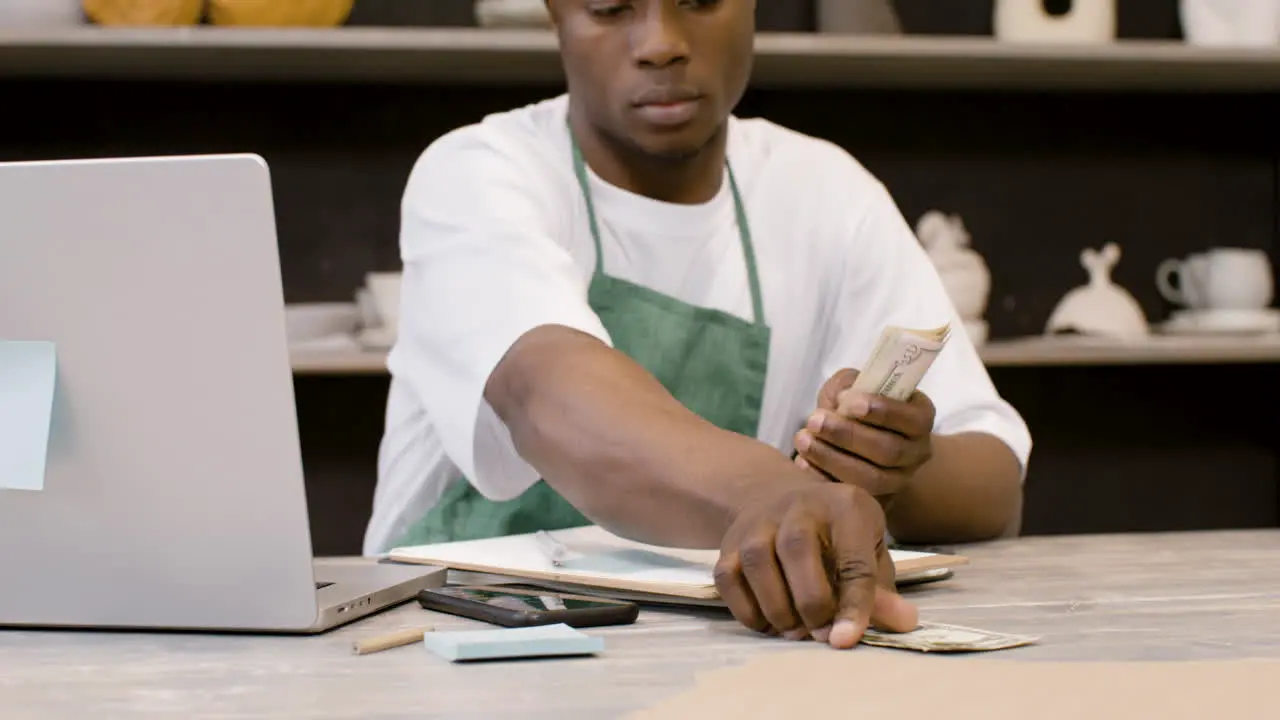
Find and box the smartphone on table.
[417,586,640,629]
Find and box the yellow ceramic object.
[82,0,204,26]
[207,0,354,27]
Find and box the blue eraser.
[422,623,605,663]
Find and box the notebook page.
[391,525,717,590]
[389,525,965,598]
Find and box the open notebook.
[388,525,968,604]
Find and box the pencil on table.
[353,625,435,655]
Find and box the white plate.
[1160,308,1280,336]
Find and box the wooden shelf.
[289,335,1280,376]
[292,349,388,375]
[978,335,1280,366]
[5,26,1280,90]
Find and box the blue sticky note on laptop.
[0,341,57,491]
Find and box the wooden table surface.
[2,529,1278,719]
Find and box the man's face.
[549,0,756,160]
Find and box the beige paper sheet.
[628,647,1276,719]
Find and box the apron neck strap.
[570,129,765,327]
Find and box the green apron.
[395,133,771,545]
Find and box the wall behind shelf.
[7,79,1275,339]
[992,364,1278,536]
[738,88,1279,338]
[890,0,1185,39]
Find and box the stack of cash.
[862,621,1040,653]
[842,324,952,408]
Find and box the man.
[367,0,1032,650]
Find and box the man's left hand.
[793,369,936,500]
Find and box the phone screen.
[434,587,623,613]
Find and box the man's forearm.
[886,432,1023,545]
[485,325,796,549]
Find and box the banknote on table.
[861,621,1040,653]
[840,323,951,409]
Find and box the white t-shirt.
[364,94,1032,556]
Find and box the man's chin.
[645,145,702,163]
[629,130,714,163]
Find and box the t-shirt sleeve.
[386,126,612,501]
[819,177,1033,477]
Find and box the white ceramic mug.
[1201,247,1273,309]
[1179,0,1280,48]
[1156,252,1209,308]
[1157,248,1273,310]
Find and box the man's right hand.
[713,480,919,649]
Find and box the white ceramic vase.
[815,0,901,34]
[1045,243,1149,340]
[993,0,1116,44]
[917,211,991,322]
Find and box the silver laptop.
[0,153,445,633]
